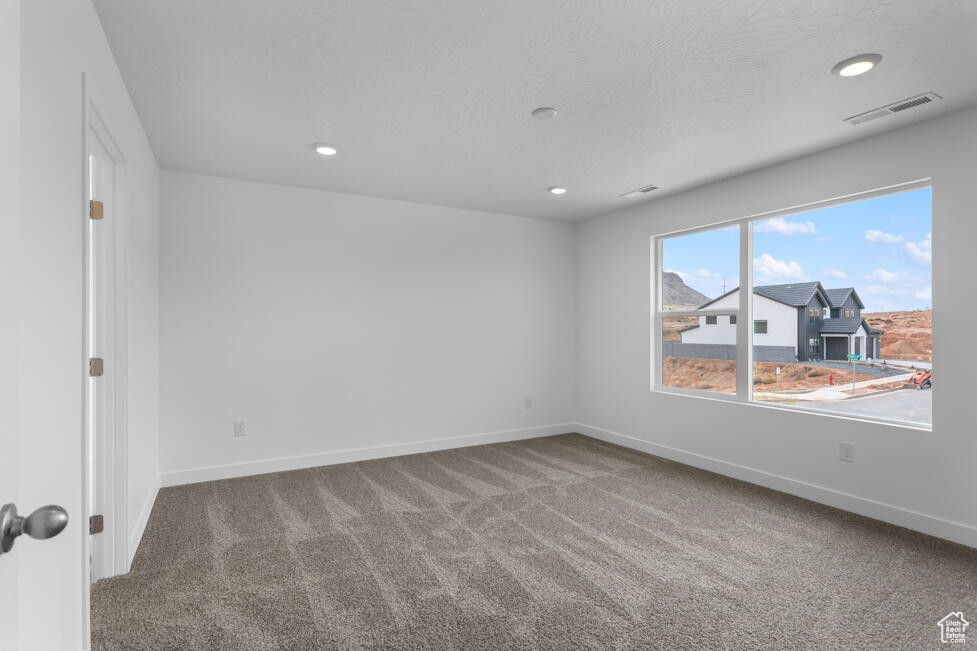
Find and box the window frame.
[651,178,932,430]
[652,224,749,403]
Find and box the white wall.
[18,0,159,645]
[680,315,737,344]
[680,292,797,349]
[577,107,977,547]
[159,171,576,484]
[753,295,800,350]
[854,326,867,359]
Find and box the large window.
[654,183,932,429]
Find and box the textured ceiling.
[93,0,977,221]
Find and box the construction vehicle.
[905,369,932,390]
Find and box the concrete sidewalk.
[755,372,914,401]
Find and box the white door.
[4,3,89,647]
[1,1,21,645]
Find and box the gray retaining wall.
[662,343,796,363]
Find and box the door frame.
[82,88,130,596]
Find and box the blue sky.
[663,186,932,312]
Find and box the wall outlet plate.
[233,420,247,437]
[839,441,855,463]
[524,397,534,410]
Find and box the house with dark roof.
[679,281,883,362]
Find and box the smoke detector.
[844,92,941,126]
[619,184,659,199]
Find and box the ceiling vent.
[619,184,659,199]
[844,92,941,126]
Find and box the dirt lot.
[662,316,699,342]
[662,357,877,394]
[661,309,930,392]
[864,310,931,361]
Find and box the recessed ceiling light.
[548,186,567,195]
[532,107,558,120]
[314,144,337,156]
[831,53,882,77]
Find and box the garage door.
[825,337,848,360]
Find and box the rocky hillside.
[663,271,711,309]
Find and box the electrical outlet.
[524,397,534,410]
[233,420,247,438]
[839,441,855,463]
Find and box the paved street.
[799,388,932,426]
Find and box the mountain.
[663,271,711,308]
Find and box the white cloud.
[864,284,896,296]
[864,229,931,265]
[755,217,817,236]
[868,300,897,312]
[824,269,848,280]
[865,229,904,244]
[753,253,805,282]
[860,277,933,311]
[668,268,721,284]
[904,232,932,263]
[865,269,901,283]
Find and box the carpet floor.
[91,433,976,650]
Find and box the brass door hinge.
[89,514,104,535]
[89,357,104,377]
[89,199,104,220]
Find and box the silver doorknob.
[0,503,69,556]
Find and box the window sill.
[652,386,932,432]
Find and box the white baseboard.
[127,474,160,569]
[160,423,576,488]
[576,423,977,550]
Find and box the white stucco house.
[679,282,883,362]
